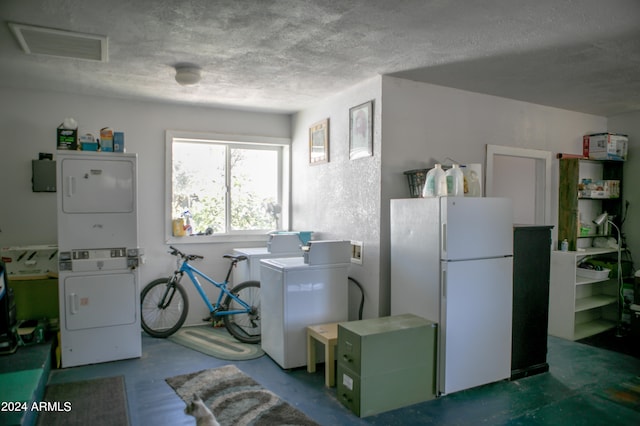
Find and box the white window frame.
[165,130,291,244]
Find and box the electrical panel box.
[32,160,56,192]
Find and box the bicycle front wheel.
[141,278,189,338]
[223,280,261,344]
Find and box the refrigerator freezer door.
[441,197,513,261]
[440,256,513,395]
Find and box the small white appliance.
[267,232,305,254]
[390,197,513,395]
[57,152,141,368]
[233,233,309,283]
[232,247,302,283]
[260,240,350,369]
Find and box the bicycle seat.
[223,254,248,262]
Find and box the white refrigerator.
[57,152,141,367]
[390,197,513,395]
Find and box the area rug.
[36,375,129,426]
[167,325,264,361]
[597,375,640,413]
[165,365,320,426]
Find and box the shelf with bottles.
[558,158,623,251]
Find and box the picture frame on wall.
[349,100,373,160]
[309,118,329,164]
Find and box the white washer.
[260,257,349,369]
[232,247,302,283]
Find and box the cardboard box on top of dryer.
[100,127,114,152]
[583,133,628,161]
[57,126,77,150]
[1,245,58,280]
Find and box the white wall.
[378,76,608,315]
[492,156,536,224]
[609,111,640,267]
[0,87,291,325]
[291,76,383,319]
[291,75,609,319]
[3,81,628,327]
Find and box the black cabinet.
[511,225,553,380]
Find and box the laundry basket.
[403,169,429,198]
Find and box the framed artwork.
[349,100,373,160]
[309,118,329,164]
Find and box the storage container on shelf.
[576,267,610,280]
[403,169,429,198]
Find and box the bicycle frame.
[177,259,252,316]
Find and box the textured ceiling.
[1,0,639,116]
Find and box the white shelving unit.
[549,247,618,341]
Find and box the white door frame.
[485,144,552,225]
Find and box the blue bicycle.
[140,246,261,343]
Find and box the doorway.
[485,145,552,225]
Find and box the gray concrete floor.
[37,333,640,425]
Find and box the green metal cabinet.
[336,314,437,417]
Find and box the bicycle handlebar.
[168,246,247,263]
[168,245,203,261]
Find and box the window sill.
[165,233,271,245]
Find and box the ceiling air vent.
[8,22,108,62]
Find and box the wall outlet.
[350,241,363,264]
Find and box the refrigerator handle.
[442,223,447,253]
[441,269,446,299]
[66,176,75,197]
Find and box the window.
[165,130,290,243]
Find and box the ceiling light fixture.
[174,65,201,86]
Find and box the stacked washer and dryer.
[57,152,142,368]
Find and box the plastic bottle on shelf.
[422,164,447,197]
[445,164,465,197]
[561,239,569,251]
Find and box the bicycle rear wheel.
[141,278,189,338]
[223,280,261,344]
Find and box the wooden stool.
[307,322,338,387]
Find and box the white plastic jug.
[422,164,447,197]
[446,164,464,197]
